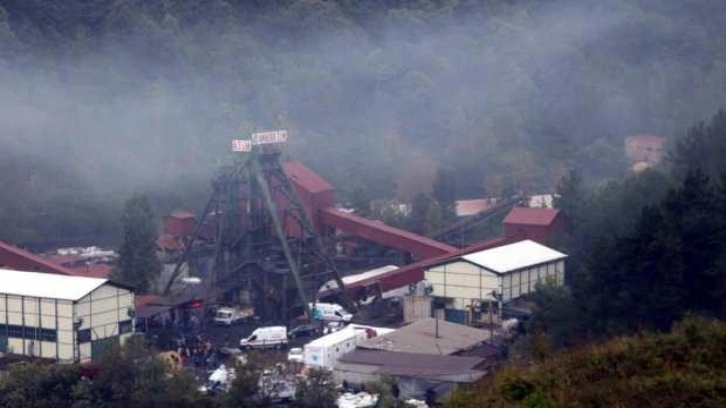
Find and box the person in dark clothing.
[425,388,436,407]
[391,383,400,399]
[193,348,201,369]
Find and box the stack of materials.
[336,392,379,408]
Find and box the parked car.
[287,347,303,363]
[288,324,319,339]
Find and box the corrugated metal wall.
[444,308,468,324]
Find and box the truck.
[309,302,353,323]
[214,306,255,326]
[303,324,395,370]
[240,326,288,349]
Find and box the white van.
[240,326,288,349]
[309,303,353,323]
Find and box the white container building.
[303,324,395,370]
[424,240,566,322]
[0,268,136,362]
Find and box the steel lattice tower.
[164,137,354,322]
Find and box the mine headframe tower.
[163,130,354,322]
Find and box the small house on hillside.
[625,134,666,167]
[502,207,568,244]
[162,211,197,237]
[455,198,498,217]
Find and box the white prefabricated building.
[0,268,135,362]
[424,240,567,311]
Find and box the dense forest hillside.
[2,0,726,245]
[447,317,726,407]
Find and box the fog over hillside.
[1,0,726,244]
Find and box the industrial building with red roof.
[0,240,76,275]
[502,207,568,244]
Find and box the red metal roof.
[0,240,76,275]
[168,211,196,219]
[321,208,458,259]
[455,198,498,217]
[137,305,173,319]
[282,160,334,194]
[68,264,113,279]
[136,294,166,308]
[503,207,560,226]
[42,254,81,266]
[136,294,172,319]
[626,134,666,144]
[322,236,518,301]
[158,234,184,251]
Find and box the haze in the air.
[1,0,725,244]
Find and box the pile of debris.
[335,392,429,408]
[336,392,378,408]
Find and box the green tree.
[432,167,457,221]
[113,194,162,293]
[221,354,264,408]
[408,192,432,234]
[671,109,726,180]
[424,200,445,235]
[365,375,414,408]
[89,335,210,407]
[0,362,84,407]
[447,316,726,408]
[294,368,337,408]
[573,169,726,337]
[0,336,210,408]
[524,283,583,349]
[349,187,372,217]
[553,168,585,231]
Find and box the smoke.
[1,0,725,215]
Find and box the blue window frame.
[0,324,57,342]
[77,329,91,343]
[119,320,133,334]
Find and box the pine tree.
[554,168,585,231]
[662,170,725,315]
[432,167,457,221]
[349,187,371,217]
[408,192,432,234]
[424,200,445,235]
[113,194,162,293]
[671,110,726,180]
[293,368,337,408]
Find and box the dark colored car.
[288,324,319,339]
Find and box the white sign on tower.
[251,130,288,145]
[232,140,252,152]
